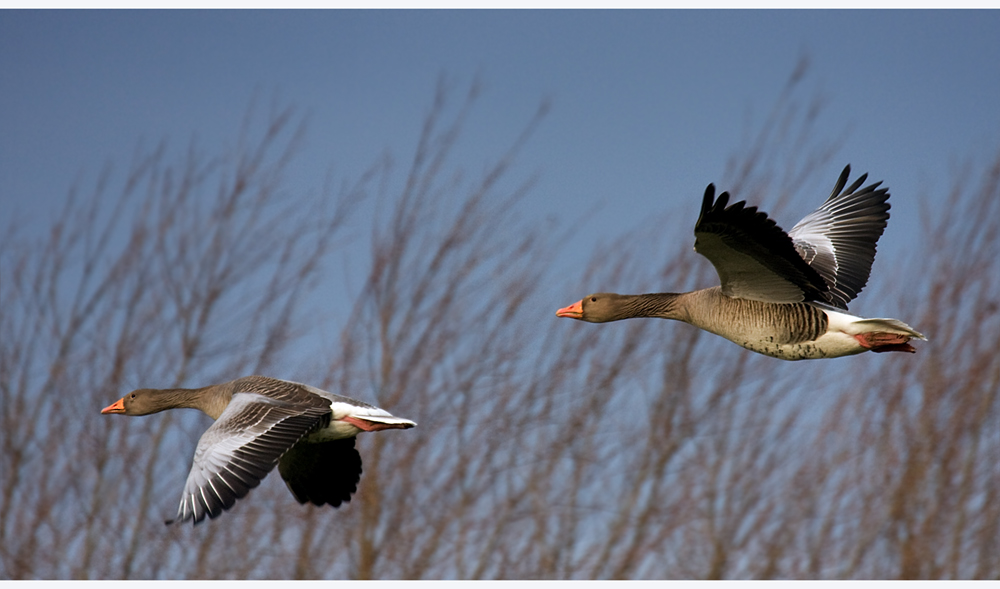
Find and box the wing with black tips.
[787,165,890,309]
[694,184,829,304]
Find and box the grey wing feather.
[168,392,330,525]
[694,184,829,303]
[788,165,890,309]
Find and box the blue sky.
[4,12,999,578]
[3,10,1000,312]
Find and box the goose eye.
[591,297,597,302]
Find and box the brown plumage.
[557,166,925,360]
[101,375,415,524]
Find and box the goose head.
[101,389,164,416]
[556,293,632,323]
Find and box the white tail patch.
[358,414,417,427]
[328,400,417,427]
[824,309,926,339]
[849,317,926,340]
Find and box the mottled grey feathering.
[788,164,890,309]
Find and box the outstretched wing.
[278,437,362,508]
[787,165,890,309]
[168,392,330,525]
[694,184,829,304]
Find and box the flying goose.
[556,165,925,360]
[101,375,416,525]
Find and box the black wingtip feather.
[699,184,716,222]
[698,184,736,229]
[695,180,831,302]
[830,164,851,199]
[844,173,868,197]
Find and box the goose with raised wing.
[556,165,925,360]
[101,375,416,525]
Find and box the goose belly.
[688,297,866,360]
[734,330,866,360]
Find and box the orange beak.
[556,300,583,319]
[101,398,126,414]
